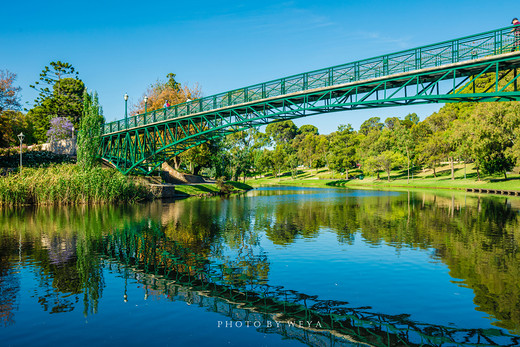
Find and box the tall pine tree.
[28,61,85,143]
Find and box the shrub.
[216,176,234,195]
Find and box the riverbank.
[246,164,520,194]
[0,163,254,206]
[0,164,149,206]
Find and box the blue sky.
[2,0,518,134]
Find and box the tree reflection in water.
[0,189,519,345]
[100,218,519,346]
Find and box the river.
[1,187,519,346]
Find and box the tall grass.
[0,164,149,206]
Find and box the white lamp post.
[17,132,24,171]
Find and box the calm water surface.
[1,187,520,346]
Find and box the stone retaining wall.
[40,138,77,156]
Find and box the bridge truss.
[101,26,520,175]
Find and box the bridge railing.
[103,26,519,135]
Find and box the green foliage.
[404,112,419,125]
[180,141,217,176]
[216,177,234,195]
[328,124,358,179]
[0,110,35,147]
[209,129,259,181]
[30,61,79,105]
[77,91,104,170]
[470,102,520,179]
[28,62,85,143]
[265,120,298,144]
[298,124,319,135]
[166,73,181,91]
[0,164,148,206]
[359,117,383,135]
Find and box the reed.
[0,164,149,206]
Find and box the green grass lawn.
[247,163,520,192]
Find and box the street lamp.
[144,96,148,122]
[17,132,24,171]
[124,93,128,129]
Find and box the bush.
[216,176,234,195]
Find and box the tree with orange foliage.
[131,73,216,175]
[131,73,201,115]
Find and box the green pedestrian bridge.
[101,26,520,175]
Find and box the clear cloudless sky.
[2,0,519,134]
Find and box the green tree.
[298,124,319,135]
[404,112,420,125]
[77,91,104,170]
[272,145,289,177]
[255,149,274,177]
[357,129,380,177]
[212,129,259,181]
[359,117,383,135]
[180,142,215,176]
[28,62,85,142]
[265,120,298,145]
[328,124,359,179]
[30,61,79,105]
[470,102,520,179]
[417,131,444,177]
[0,110,35,148]
[378,150,406,181]
[394,120,415,183]
[384,116,400,130]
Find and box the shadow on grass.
[462,172,478,179]
[227,181,253,190]
[326,180,354,187]
[489,176,520,183]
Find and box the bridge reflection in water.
[100,220,519,347]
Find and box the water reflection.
[0,204,150,323]
[1,189,520,346]
[97,219,519,346]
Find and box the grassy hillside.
[246,163,520,192]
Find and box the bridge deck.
[107,51,520,136]
[103,26,520,136]
[100,26,520,174]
